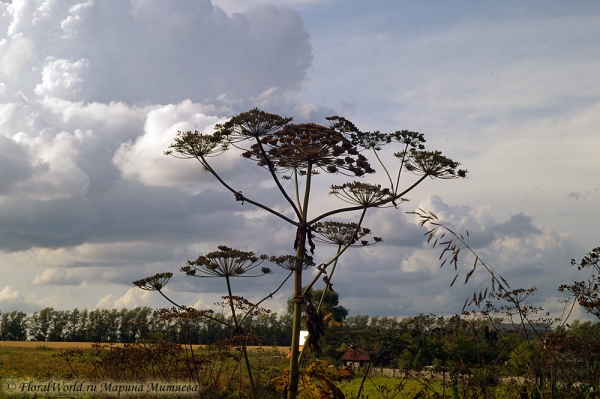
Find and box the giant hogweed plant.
[134,108,466,399]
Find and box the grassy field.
[338,374,434,398]
[0,343,517,399]
[0,350,413,399]
[0,344,97,380]
[0,342,288,375]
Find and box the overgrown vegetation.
[132,108,466,399]
[3,108,599,398]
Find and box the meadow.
[0,342,445,398]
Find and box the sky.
[0,0,599,323]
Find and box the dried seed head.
[311,221,373,246]
[269,255,314,271]
[184,246,269,278]
[391,130,426,148]
[214,108,293,142]
[329,181,392,206]
[241,123,375,176]
[133,272,173,291]
[166,131,228,160]
[399,149,467,179]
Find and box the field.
[0,341,288,377]
[0,342,425,398]
[0,342,548,399]
[0,342,98,380]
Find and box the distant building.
[341,347,371,368]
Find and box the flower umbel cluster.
[329,182,394,206]
[269,255,315,271]
[165,131,228,160]
[181,246,270,278]
[400,149,468,179]
[214,108,293,142]
[241,123,375,176]
[133,272,173,291]
[310,221,375,246]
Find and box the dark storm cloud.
[0,136,40,194]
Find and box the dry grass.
[0,341,101,349]
[0,345,96,380]
[0,342,288,381]
[0,341,286,351]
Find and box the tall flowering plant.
[135,108,466,399]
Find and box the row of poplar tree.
[0,307,298,344]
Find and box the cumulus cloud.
[0,0,313,258]
[0,135,37,194]
[112,101,232,188]
[0,285,21,303]
[327,195,583,316]
[2,0,311,104]
[0,285,42,313]
[0,35,36,76]
[96,288,153,309]
[0,0,593,320]
[35,57,89,99]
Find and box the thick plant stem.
[288,258,304,399]
[287,162,313,399]
[356,361,372,399]
[225,277,257,399]
[296,245,342,366]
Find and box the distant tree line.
[2,307,599,359]
[0,307,294,344]
[0,307,155,342]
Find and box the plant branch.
[240,270,293,326]
[200,156,297,226]
[304,207,368,294]
[372,147,395,192]
[309,174,427,224]
[255,139,302,220]
[394,143,409,197]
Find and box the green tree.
[0,311,28,340]
[286,287,348,323]
[134,108,466,399]
[28,307,55,341]
[566,319,600,342]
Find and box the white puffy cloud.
[212,0,332,15]
[96,288,153,309]
[0,35,36,76]
[2,0,312,105]
[16,129,91,200]
[35,57,89,99]
[0,285,21,303]
[0,285,42,312]
[112,101,232,188]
